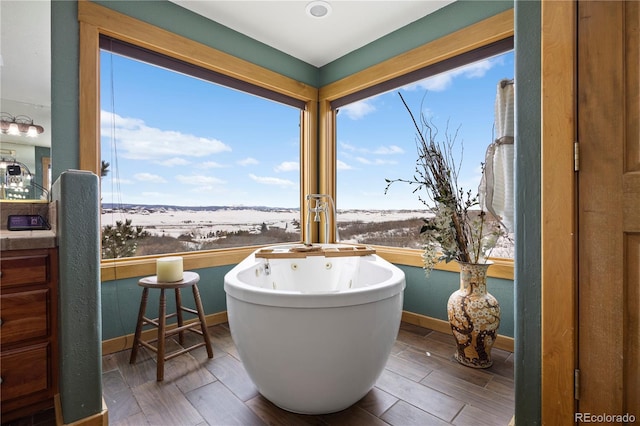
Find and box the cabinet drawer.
[0,289,49,345]
[1,343,50,402]
[0,254,49,287]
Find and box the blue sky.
[100,49,513,210]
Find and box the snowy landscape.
[101,205,514,258]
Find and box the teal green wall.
[514,0,541,423]
[401,266,514,337]
[52,171,102,424]
[102,264,514,340]
[92,0,319,87]
[51,1,79,179]
[319,0,514,85]
[102,265,232,340]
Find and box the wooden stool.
[130,271,213,381]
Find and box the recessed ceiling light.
[305,1,332,19]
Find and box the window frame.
[318,9,514,279]
[78,1,318,280]
[80,2,513,281]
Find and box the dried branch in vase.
[385,92,507,275]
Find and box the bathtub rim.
[224,244,406,308]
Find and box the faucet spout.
[305,194,339,245]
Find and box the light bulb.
[7,123,19,135]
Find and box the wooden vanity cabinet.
[0,248,58,422]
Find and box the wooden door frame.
[541,0,577,423]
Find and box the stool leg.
[192,285,213,358]
[130,287,149,364]
[157,288,167,381]
[175,288,184,345]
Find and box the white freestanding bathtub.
[224,244,405,414]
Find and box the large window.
[335,50,514,255]
[99,40,304,259]
[80,1,513,278]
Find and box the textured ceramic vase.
[447,261,500,368]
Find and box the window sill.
[101,244,514,282]
[375,245,514,280]
[100,245,260,281]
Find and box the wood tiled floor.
[101,322,514,426]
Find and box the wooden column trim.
[318,99,337,242]
[78,21,100,174]
[540,0,577,422]
[301,100,319,244]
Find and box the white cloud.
[102,176,133,185]
[356,157,398,166]
[373,145,404,155]
[340,142,404,156]
[175,175,226,186]
[238,157,259,166]
[411,73,454,92]
[337,160,353,170]
[134,173,167,183]
[100,111,231,160]
[340,142,357,152]
[339,99,376,120]
[249,174,296,187]
[274,161,299,172]
[461,59,496,78]
[197,161,228,169]
[157,157,190,167]
[403,58,499,92]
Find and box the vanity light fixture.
[0,112,45,137]
[305,1,332,18]
[0,158,50,201]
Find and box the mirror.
[0,1,51,201]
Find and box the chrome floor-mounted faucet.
[305,194,339,245]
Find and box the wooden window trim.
[80,1,513,281]
[99,35,308,110]
[319,9,514,279]
[78,1,317,279]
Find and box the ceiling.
[0,0,454,149]
[170,1,454,67]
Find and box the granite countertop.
[0,229,58,251]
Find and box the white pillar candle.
[156,256,183,282]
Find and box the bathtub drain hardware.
[291,263,298,270]
[325,262,332,269]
